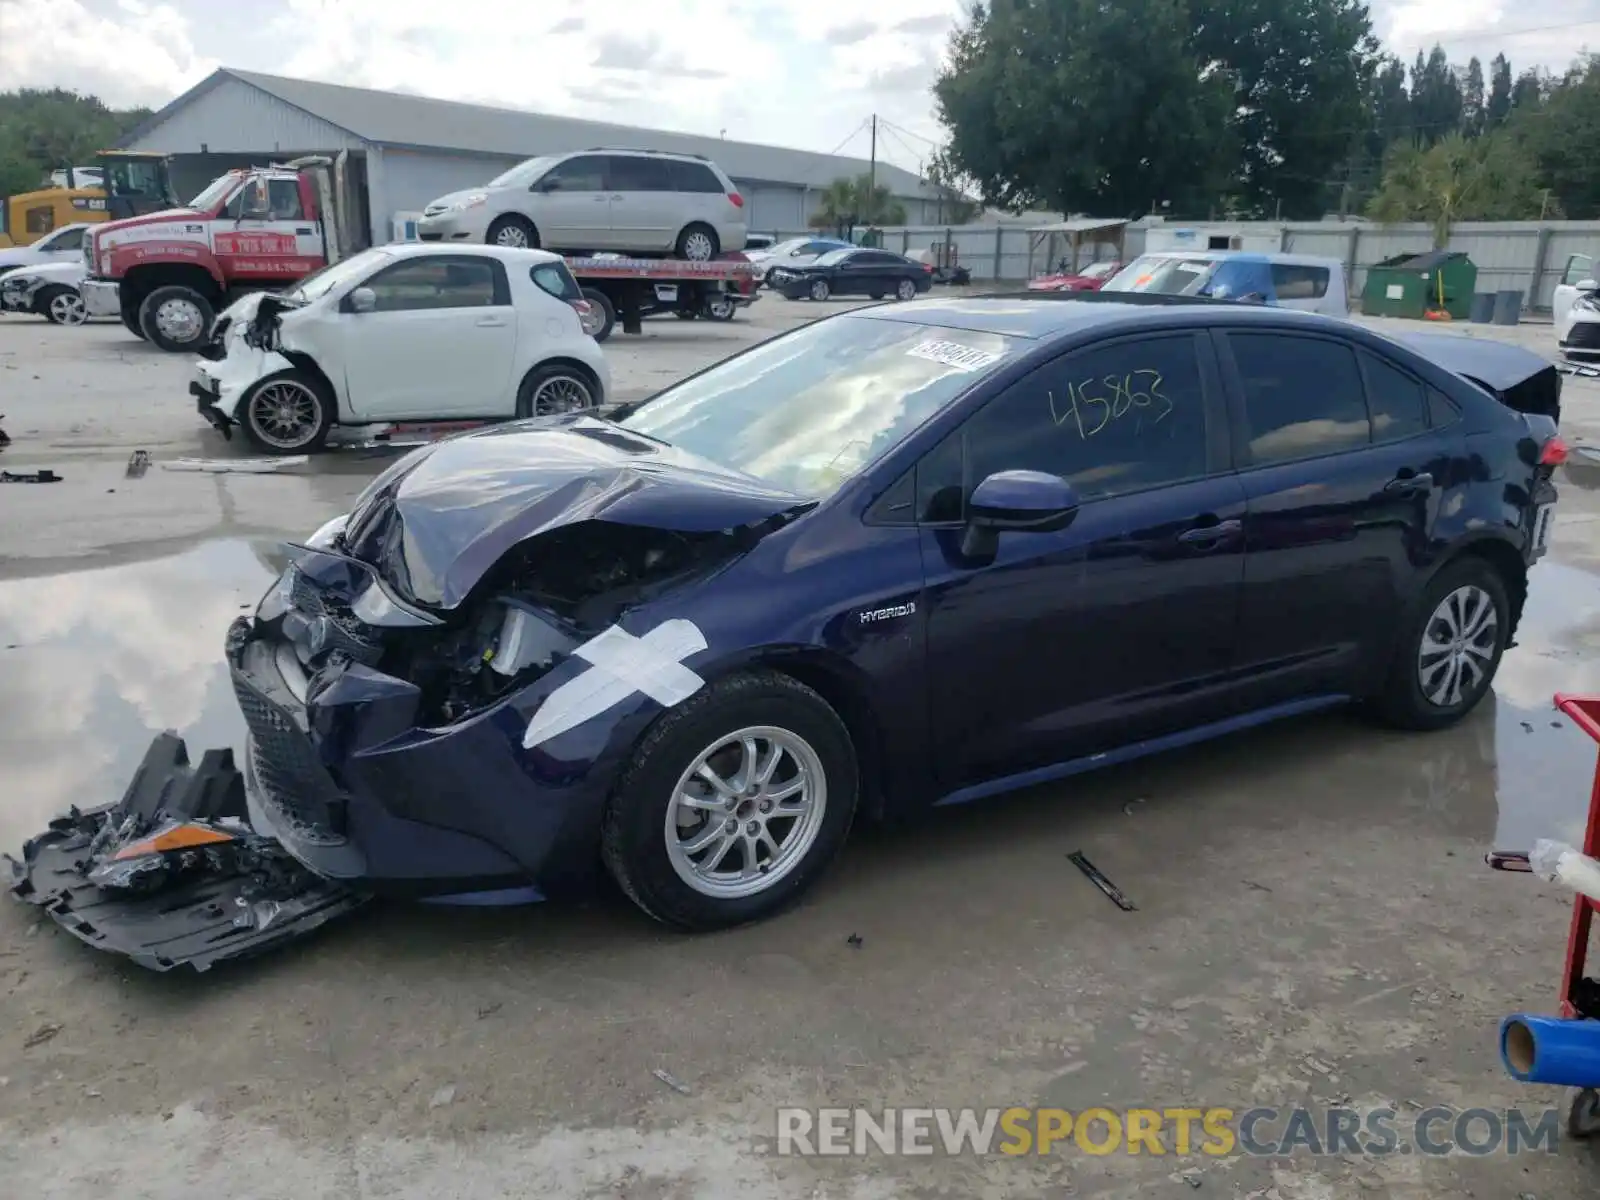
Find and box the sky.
[0,0,1597,174]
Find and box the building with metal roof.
[119,68,943,248]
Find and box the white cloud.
[0,0,214,107]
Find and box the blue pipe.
[1500,1014,1600,1088]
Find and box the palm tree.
[1367,132,1551,247]
[808,175,908,235]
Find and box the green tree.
[1367,131,1552,246]
[807,175,906,235]
[1188,0,1379,218]
[1510,69,1545,112]
[1515,55,1600,219]
[1486,54,1513,128]
[0,88,150,201]
[924,151,980,225]
[1461,56,1486,137]
[933,0,1236,218]
[1409,46,1463,145]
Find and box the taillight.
[1540,436,1569,467]
[728,192,744,208]
[923,263,933,273]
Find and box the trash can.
[1361,250,1479,320]
[1493,289,1524,326]
[1470,293,1497,324]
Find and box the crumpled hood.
[341,415,811,610]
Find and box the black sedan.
[770,247,934,302]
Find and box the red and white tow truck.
[81,157,758,353]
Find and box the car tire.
[138,285,214,353]
[578,287,615,341]
[896,278,919,301]
[675,309,698,320]
[675,223,720,262]
[602,670,859,931]
[868,290,884,300]
[487,215,538,249]
[515,362,598,417]
[38,286,87,325]
[809,279,831,301]
[120,292,147,340]
[239,369,334,455]
[1374,556,1510,731]
[704,295,736,321]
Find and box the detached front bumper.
[81,278,121,317]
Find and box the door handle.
[1384,471,1434,495]
[594,195,610,202]
[610,194,623,201]
[1178,518,1242,548]
[475,317,506,327]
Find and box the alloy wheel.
[51,291,88,325]
[1417,584,1498,707]
[495,224,530,248]
[531,373,593,414]
[664,726,828,899]
[248,380,322,450]
[896,278,917,301]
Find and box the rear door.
[607,155,674,251]
[1216,327,1453,706]
[339,255,518,418]
[921,329,1248,789]
[531,155,612,251]
[1554,254,1594,341]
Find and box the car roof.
[383,241,563,266]
[850,293,1342,340]
[1136,249,1342,269]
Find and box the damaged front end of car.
[10,418,812,971]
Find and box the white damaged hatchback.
[191,242,612,454]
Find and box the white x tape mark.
[522,619,708,750]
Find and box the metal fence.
[751,221,1600,312]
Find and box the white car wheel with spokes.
[42,287,87,325]
[240,370,333,454]
[602,671,859,930]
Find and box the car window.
[1359,351,1428,443]
[1270,263,1329,299]
[42,226,84,251]
[917,334,1211,520]
[267,179,304,220]
[1104,255,1218,294]
[1228,333,1369,466]
[530,261,581,301]
[618,315,1021,499]
[799,242,837,256]
[608,156,672,192]
[364,256,505,312]
[1564,255,1595,287]
[816,249,855,267]
[666,160,724,193]
[541,156,607,192]
[1427,389,1461,429]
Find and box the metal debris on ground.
[476,1002,503,1019]
[161,456,309,474]
[0,469,60,483]
[1122,797,1147,815]
[1068,850,1138,911]
[1557,362,1600,378]
[125,450,151,478]
[846,933,864,948]
[652,1068,693,1095]
[23,1023,61,1049]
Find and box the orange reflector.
[112,822,236,860]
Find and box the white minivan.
[1102,250,1349,317]
[417,149,748,261]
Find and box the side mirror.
[347,287,377,314]
[961,470,1079,558]
[1578,279,1598,292]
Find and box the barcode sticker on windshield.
[907,339,1001,373]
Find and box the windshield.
[617,315,1018,498]
[815,249,854,267]
[1081,261,1118,279]
[284,248,392,302]
[486,155,560,189]
[1103,255,1220,295]
[189,173,242,211]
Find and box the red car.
[1027,260,1122,292]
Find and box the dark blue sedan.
[210,296,1567,934]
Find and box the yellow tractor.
[0,151,176,248]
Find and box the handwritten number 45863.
[1048,370,1172,438]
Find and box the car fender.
[212,344,299,424]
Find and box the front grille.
[1565,321,1600,350]
[288,568,384,664]
[232,669,347,845]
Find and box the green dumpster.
[1361,250,1478,320]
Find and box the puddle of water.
[0,539,282,854]
[1489,560,1600,850]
